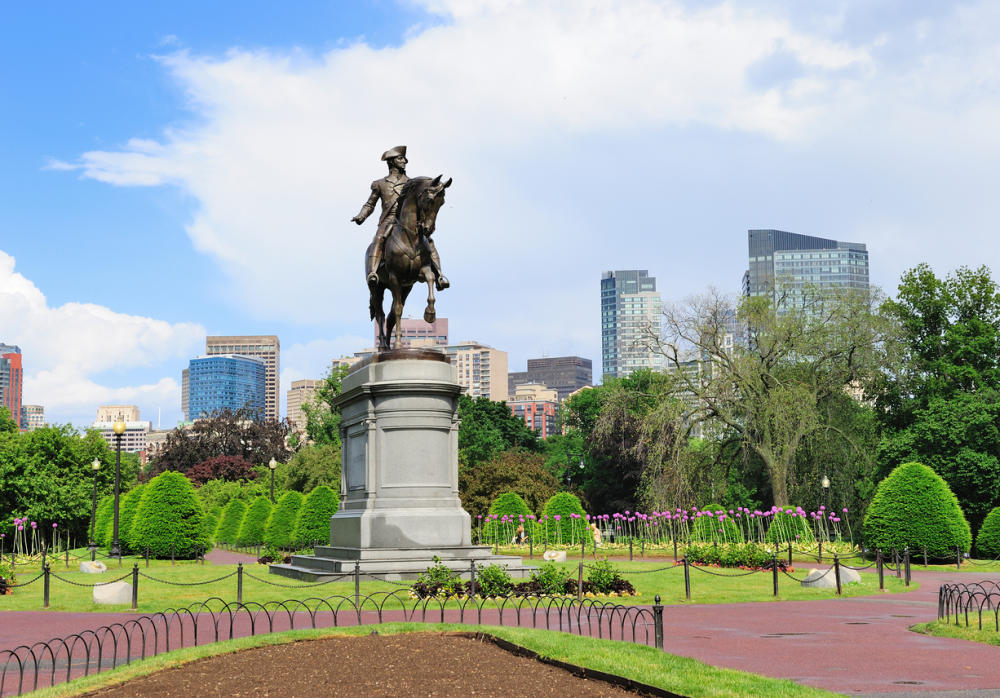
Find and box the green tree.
[112,484,147,553]
[540,492,588,545]
[129,472,208,558]
[215,499,248,544]
[875,265,1000,530]
[482,492,532,543]
[264,490,305,549]
[302,365,350,446]
[294,485,340,546]
[459,451,559,520]
[280,443,341,492]
[0,407,16,434]
[92,495,114,547]
[457,395,540,468]
[975,507,1000,558]
[238,496,273,545]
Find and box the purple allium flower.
[52,523,58,528]
[843,508,849,513]
[554,515,561,521]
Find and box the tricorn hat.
[381,145,407,161]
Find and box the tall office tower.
[187,354,267,420]
[508,356,593,402]
[508,383,560,439]
[600,270,665,379]
[181,368,190,422]
[287,379,322,433]
[374,317,449,348]
[441,341,508,401]
[205,335,280,420]
[93,405,151,453]
[0,344,23,430]
[744,229,870,305]
[20,404,44,431]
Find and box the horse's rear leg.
[422,267,436,323]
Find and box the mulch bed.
[82,633,645,697]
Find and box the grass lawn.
[912,620,1000,645]
[0,548,914,613]
[26,623,838,698]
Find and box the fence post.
[469,560,476,598]
[673,536,678,562]
[834,554,842,596]
[41,543,47,569]
[577,562,584,602]
[43,563,50,608]
[354,560,361,607]
[772,555,779,597]
[90,547,96,562]
[629,538,633,562]
[788,542,793,567]
[683,557,691,600]
[877,549,884,590]
[237,563,243,604]
[131,562,138,609]
[904,547,911,587]
[581,537,585,559]
[653,594,664,650]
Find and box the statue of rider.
[352,145,449,291]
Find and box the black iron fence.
[938,580,1000,630]
[0,591,663,696]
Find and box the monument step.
[271,554,536,582]
[312,544,496,561]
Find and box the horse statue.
[368,175,452,350]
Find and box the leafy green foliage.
[0,408,17,434]
[764,509,814,544]
[684,543,781,569]
[690,504,743,544]
[293,485,339,546]
[302,365,349,446]
[530,562,567,594]
[194,478,270,513]
[111,484,146,553]
[975,507,1000,558]
[92,495,113,546]
[280,444,341,492]
[215,499,247,544]
[586,559,624,593]
[237,496,272,545]
[863,462,972,557]
[475,563,514,597]
[540,492,587,544]
[201,506,221,544]
[413,556,464,597]
[459,451,558,520]
[263,490,304,549]
[457,395,540,468]
[129,472,208,559]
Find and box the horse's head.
[400,175,451,237]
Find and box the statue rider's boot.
[366,248,382,287]
[430,245,449,291]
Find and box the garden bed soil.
[83,633,644,697]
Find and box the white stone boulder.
[542,550,567,562]
[93,581,132,605]
[79,560,107,574]
[800,566,860,589]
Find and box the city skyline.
[3,2,999,428]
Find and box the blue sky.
[1,1,998,428]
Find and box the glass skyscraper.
[187,354,266,420]
[744,229,869,306]
[601,270,665,379]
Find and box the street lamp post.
[821,474,831,513]
[89,458,100,550]
[269,457,278,503]
[109,420,126,557]
[565,452,585,487]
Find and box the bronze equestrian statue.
[353,147,452,351]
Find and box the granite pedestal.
[271,349,530,581]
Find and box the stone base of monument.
[270,349,533,582]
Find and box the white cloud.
[0,250,205,425]
[52,0,1000,378]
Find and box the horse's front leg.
[422,266,436,323]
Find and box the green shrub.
[92,495,113,546]
[863,461,972,558]
[264,491,304,549]
[202,506,222,544]
[129,472,208,559]
[975,507,1000,558]
[196,478,270,512]
[586,559,622,594]
[764,508,815,544]
[215,499,247,544]
[684,542,776,569]
[530,562,567,594]
[482,492,532,544]
[293,485,339,546]
[475,563,514,597]
[238,496,273,546]
[690,504,743,544]
[413,556,464,597]
[539,492,587,545]
[0,560,13,586]
[107,485,146,553]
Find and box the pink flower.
[554,515,561,521]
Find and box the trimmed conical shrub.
[976,507,1000,558]
[482,492,532,544]
[238,496,272,546]
[864,462,972,558]
[92,495,114,547]
[215,499,247,544]
[691,504,744,544]
[264,491,305,549]
[293,486,339,546]
[539,492,588,546]
[764,507,814,544]
[202,506,222,544]
[129,472,208,559]
[109,484,146,553]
